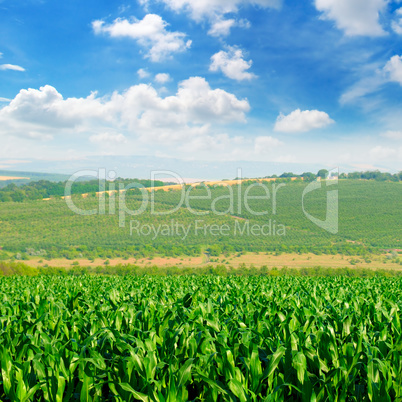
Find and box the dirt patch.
[21,252,402,270]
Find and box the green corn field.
[1,275,401,401]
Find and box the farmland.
[18,252,402,271]
[1,175,401,400]
[0,171,70,189]
[0,179,401,262]
[0,176,29,181]
[1,275,402,401]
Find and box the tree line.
[267,169,402,182]
[0,178,166,203]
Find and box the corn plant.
[0,275,401,401]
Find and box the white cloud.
[274,109,335,133]
[254,136,282,154]
[137,68,150,79]
[0,78,250,149]
[382,130,402,140]
[207,17,251,36]
[141,0,279,36]
[392,8,402,34]
[92,14,191,62]
[0,97,10,102]
[144,0,280,20]
[384,55,402,85]
[341,55,402,105]
[155,73,171,83]
[340,75,385,105]
[208,18,236,36]
[210,47,256,81]
[0,64,25,72]
[314,0,388,37]
[0,85,106,130]
[89,132,127,144]
[369,145,397,159]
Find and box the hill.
[0,179,400,262]
[0,170,70,188]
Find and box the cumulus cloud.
[92,14,191,62]
[141,0,279,36]
[384,55,402,85]
[210,47,256,81]
[137,68,150,79]
[0,78,250,148]
[143,0,281,20]
[314,0,388,37]
[0,64,25,72]
[0,85,106,130]
[274,109,334,133]
[392,8,402,34]
[155,73,171,83]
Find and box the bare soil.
[22,252,402,270]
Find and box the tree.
[317,169,328,179]
[301,172,316,182]
[280,172,297,178]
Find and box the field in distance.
[0,175,29,181]
[23,251,402,270]
[0,169,70,188]
[0,179,401,265]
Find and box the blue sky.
[0,0,402,173]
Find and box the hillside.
[0,170,70,188]
[0,179,400,261]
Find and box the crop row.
[1,275,401,400]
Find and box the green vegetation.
[0,170,70,188]
[2,261,402,277]
[0,179,400,259]
[1,172,401,400]
[1,274,402,400]
[0,178,167,202]
[1,169,401,202]
[265,170,402,182]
